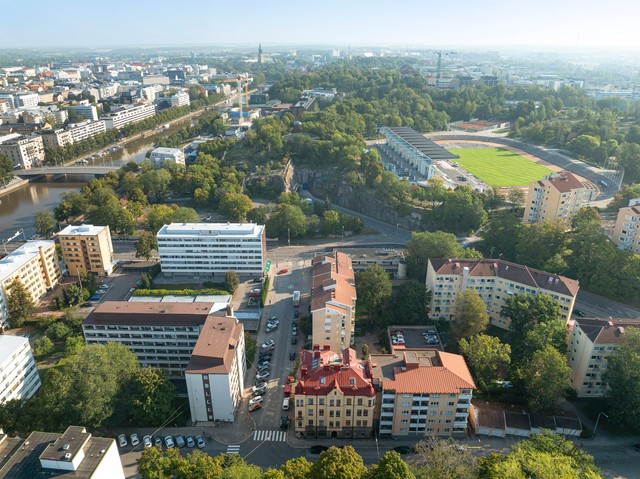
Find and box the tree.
[515,220,569,272]
[139,169,172,202]
[135,232,158,261]
[450,289,489,342]
[7,279,35,328]
[604,328,640,431]
[413,436,477,479]
[280,457,313,479]
[225,271,240,293]
[406,231,480,281]
[266,203,308,239]
[361,343,369,360]
[63,336,85,357]
[507,188,525,210]
[170,206,200,224]
[220,192,253,221]
[356,265,392,322]
[459,334,511,390]
[33,337,54,357]
[481,212,522,261]
[368,451,415,479]
[310,446,367,479]
[34,210,56,237]
[128,368,177,426]
[521,345,571,412]
[390,280,431,325]
[64,283,87,306]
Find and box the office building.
[0,426,124,479]
[612,198,640,254]
[0,134,45,169]
[102,103,155,130]
[568,318,640,397]
[185,314,245,422]
[294,346,376,439]
[150,147,185,168]
[523,171,595,225]
[426,258,579,329]
[58,224,116,277]
[0,336,41,404]
[311,252,357,352]
[371,350,475,437]
[157,223,266,278]
[0,241,62,330]
[67,104,99,121]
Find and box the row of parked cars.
[118,433,205,449]
[249,339,276,412]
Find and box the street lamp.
[593,411,608,437]
[287,228,290,247]
[341,225,344,241]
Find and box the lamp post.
[341,225,344,241]
[374,431,380,460]
[287,228,290,247]
[593,411,608,437]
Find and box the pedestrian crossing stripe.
[226,445,240,454]
[252,430,287,442]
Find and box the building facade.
[568,318,640,397]
[0,134,45,168]
[58,224,116,277]
[102,103,156,129]
[150,147,186,168]
[0,336,41,404]
[157,223,266,278]
[371,350,475,437]
[185,314,245,422]
[612,198,640,254]
[67,120,107,143]
[67,104,99,121]
[170,91,190,108]
[0,241,62,330]
[523,171,595,225]
[426,258,579,329]
[294,346,376,439]
[41,128,74,148]
[311,252,357,352]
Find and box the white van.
[282,397,290,410]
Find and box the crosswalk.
[252,429,287,442]
[226,445,240,454]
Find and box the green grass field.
[448,147,554,187]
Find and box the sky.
[1,0,639,50]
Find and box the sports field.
[448,147,554,187]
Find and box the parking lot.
[388,325,443,351]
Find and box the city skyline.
[1,0,639,51]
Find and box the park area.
[449,147,553,187]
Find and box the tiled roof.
[310,252,356,312]
[186,312,243,375]
[544,171,586,193]
[573,318,640,344]
[430,258,580,297]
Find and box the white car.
[164,436,175,448]
[130,434,140,447]
[256,371,270,381]
[143,435,152,448]
[261,340,275,349]
[249,396,264,406]
[117,434,128,448]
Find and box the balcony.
[459,394,473,401]
[454,420,468,428]
[380,419,393,426]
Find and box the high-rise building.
[57,224,116,277]
[612,198,640,254]
[0,335,41,404]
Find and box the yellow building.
[310,252,357,352]
[427,258,579,329]
[371,350,475,437]
[612,198,640,254]
[58,224,115,277]
[523,171,594,225]
[568,318,640,398]
[0,241,61,329]
[294,346,376,439]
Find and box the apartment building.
[294,346,376,439]
[157,223,266,278]
[67,104,99,121]
[0,133,45,168]
[102,103,156,130]
[311,252,357,352]
[14,92,39,108]
[67,119,107,143]
[170,91,190,108]
[41,128,74,148]
[568,318,640,397]
[185,314,245,422]
[0,336,41,404]
[426,258,579,329]
[523,171,595,225]
[0,241,62,330]
[58,224,116,276]
[0,426,124,479]
[150,147,186,168]
[612,198,640,254]
[371,349,475,437]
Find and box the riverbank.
[0,177,31,199]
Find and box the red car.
[277,268,289,275]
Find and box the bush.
[260,276,270,307]
[132,288,229,297]
[33,337,54,357]
[224,271,240,294]
[45,322,71,342]
[245,332,257,367]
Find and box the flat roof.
[151,147,182,155]
[0,241,55,284]
[157,223,264,238]
[84,301,215,326]
[386,126,458,160]
[0,336,29,367]
[58,224,107,237]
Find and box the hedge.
[133,288,229,297]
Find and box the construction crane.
[436,51,456,83]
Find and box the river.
[0,115,198,240]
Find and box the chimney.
[323,344,331,351]
[300,366,308,379]
[314,350,321,359]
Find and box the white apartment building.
[157,223,266,277]
[612,198,640,254]
[0,94,16,110]
[170,91,190,108]
[41,128,74,148]
[0,100,10,114]
[568,318,640,398]
[0,336,41,404]
[0,426,125,479]
[14,92,39,108]
[426,258,580,329]
[185,314,245,422]
[102,103,155,130]
[0,134,45,168]
[67,119,107,143]
[150,147,185,168]
[0,240,61,330]
[67,104,99,121]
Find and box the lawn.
[449,147,554,187]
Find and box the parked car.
[258,360,270,368]
[310,445,329,454]
[253,386,266,396]
[154,436,163,448]
[186,436,195,448]
[261,340,275,349]
[291,327,298,336]
[249,288,262,297]
[293,311,300,319]
[164,436,175,448]
[143,435,152,448]
[249,396,264,406]
[289,352,296,360]
[266,325,277,333]
[130,434,140,447]
[118,434,128,448]
[175,435,186,448]
[251,277,263,283]
[573,309,586,317]
[89,294,101,301]
[249,402,262,412]
[291,337,297,345]
[256,371,270,381]
[277,268,288,275]
[196,436,205,449]
[255,380,267,389]
[280,416,289,430]
[393,446,412,454]
[267,318,280,326]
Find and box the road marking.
[251,430,287,442]
[226,445,240,454]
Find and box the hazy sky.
[2,0,639,50]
